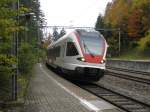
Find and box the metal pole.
[12,0,19,100]
[15,0,19,100]
[25,21,28,42]
[37,25,40,43]
[118,28,121,56]
[37,25,40,62]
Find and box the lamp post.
[12,0,19,101]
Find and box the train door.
[58,42,66,69]
[62,41,79,70]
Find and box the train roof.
[76,29,99,33]
[47,29,102,49]
[47,30,72,48]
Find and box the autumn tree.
[95,0,150,56]
[132,0,150,34]
[127,9,143,39]
[104,0,131,28]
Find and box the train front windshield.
[80,32,105,56]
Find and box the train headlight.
[77,57,86,62]
[101,60,105,63]
[81,57,85,62]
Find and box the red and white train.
[46,29,108,81]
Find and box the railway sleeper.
[98,93,116,96]
[123,104,146,110]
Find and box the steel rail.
[106,66,150,76]
[77,83,150,112]
[106,66,150,85]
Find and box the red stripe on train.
[84,54,103,63]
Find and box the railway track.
[77,83,150,112]
[106,66,150,85]
[106,66,150,75]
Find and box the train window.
[55,46,61,57]
[66,42,79,56]
[80,32,105,55]
[61,44,65,57]
[48,48,53,58]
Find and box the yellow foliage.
[104,0,130,26]
[138,30,150,52]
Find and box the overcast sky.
[39,0,112,27]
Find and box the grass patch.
[17,75,30,100]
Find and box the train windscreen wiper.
[82,40,95,57]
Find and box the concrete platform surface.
[22,63,123,112]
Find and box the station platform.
[22,63,123,112]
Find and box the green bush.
[0,54,16,80]
[18,43,36,74]
[0,54,16,100]
[138,30,150,55]
[129,41,139,49]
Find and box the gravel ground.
[97,74,150,105]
